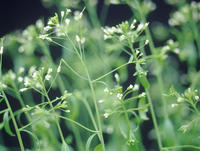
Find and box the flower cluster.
[39,7,86,42]
[169,1,200,26]
[19,67,54,93]
[101,74,146,119]
[170,87,200,111]
[102,19,149,43]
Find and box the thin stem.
[1,91,25,151]
[65,32,105,150]
[134,0,168,119]
[145,90,162,150]
[82,62,105,151]
[162,145,200,150]
[0,108,9,115]
[119,100,132,139]
[57,115,99,133]
[42,81,65,143]
[92,62,135,83]
[127,33,162,150]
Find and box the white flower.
[19,88,28,92]
[133,84,139,91]
[104,34,108,40]
[104,88,109,93]
[128,84,133,89]
[80,37,86,44]
[61,11,65,18]
[104,113,109,118]
[29,66,36,75]
[76,35,81,42]
[57,65,61,73]
[98,99,104,103]
[44,26,52,31]
[119,35,125,41]
[74,10,83,20]
[174,48,180,54]
[162,45,170,51]
[65,18,70,25]
[35,82,42,88]
[130,24,135,30]
[177,97,183,102]
[66,110,71,113]
[45,74,51,81]
[19,67,25,73]
[66,9,71,13]
[0,82,7,88]
[18,46,24,53]
[117,93,123,100]
[47,68,53,74]
[136,49,140,55]
[32,72,38,79]
[11,73,16,80]
[139,92,146,98]
[171,103,178,108]
[114,73,119,81]
[18,76,23,82]
[0,46,3,55]
[137,23,144,31]
[195,96,199,101]
[144,22,149,28]
[145,40,149,45]
[24,77,30,87]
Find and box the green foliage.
[0,0,200,151]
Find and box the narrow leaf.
[61,141,71,151]
[0,98,4,104]
[86,133,97,151]
[94,144,103,151]
[138,97,149,120]
[3,111,15,136]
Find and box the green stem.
[162,145,200,150]
[1,91,25,151]
[82,62,105,151]
[42,83,65,143]
[92,62,135,83]
[145,90,162,150]
[134,0,168,119]
[127,34,162,150]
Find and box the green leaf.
[3,111,15,136]
[61,141,71,151]
[128,55,134,63]
[138,97,149,121]
[86,133,97,151]
[94,144,103,151]
[135,63,150,89]
[21,129,40,148]
[0,98,4,104]
[139,75,150,89]
[0,121,4,130]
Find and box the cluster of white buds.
[104,113,109,118]
[45,68,53,81]
[102,19,149,48]
[171,103,178,108]
[117,93,123,100]
[0,46,4,55]
[139,92,146,98]
[57,65,61,73]
[98,99,104,104]
[75,35,86,44]
[177,97,183,102]
[169,2,200,26]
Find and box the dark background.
[0,0,172,37]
